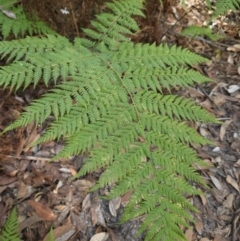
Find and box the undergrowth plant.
[0,0,223,240]
[0,208,55,241]
[212,0,240,17]
[0,208,22,241]
[181,0,240,40]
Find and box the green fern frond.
[82,0,144,50]
[0,208,22,241]
[140,113,211,145]
[0,1,55,39]
[134,91,218,123]
[213,0,240,17]
[181,25,224,41]
[0,1,220,241]
[115,42,208,66]
[0,35,71,62]
[0,44,100,91]
[128,66,210,93]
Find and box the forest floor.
[1,0,240,241]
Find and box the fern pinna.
[0,0,218,240]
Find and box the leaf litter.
[1,0,240,240]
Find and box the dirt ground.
[1,0,240,240]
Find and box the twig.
[4,155,52,161]
[68,0,80,38]
[194,36,229,49]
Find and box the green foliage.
[181,25,224,41]
[213,0,240,17]
[0,208,55,241]
[0,208,22,241]
[0,0,220,240]
[180,0,240,39]
[45,229,56,241]
[0,0,55,39]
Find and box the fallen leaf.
[0,176,18,185]
[17,181,27,199]
[28,200,56,221]
[185,227,193,241]
[91,203,106,227]
[210,175,222,190]
[82,193,92,211]
[212,146,220,152]
[199,194,207,206]
[43,224,75,241]
[227,54,234,64]
[195,220,203,235]
[74,179,95,192]
[1,9,16,19]
[121,191,132,206]
[214,234,228,241]
[227,85,240,94]
[220,120,232,141]
[19,215,43,231]
[223,194,234,209]
[232,44,240,50]
[109,197,121,217]
[226,175,239,192]
[90,232,109,241]
[200,238,210,241]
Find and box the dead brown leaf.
[109,197,121,217]
[226,175,239,192]
[90,232,109,241]
[223,194,234,209]
[220,120,232,141]
[0,175,17,185]
[43,224,75,241]
[19,215,43,231]
[195,220,203,235]
[17,181,27,199]
[210,175,222,190]
[214,234,228,241]
[91,203,106,227]
[28,200,56,221]
[185,227,193,241]
[121,191,132,206]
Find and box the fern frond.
[0,44,101,91]
[140,113,211,145]
[113,42,208,68]
[181,25,224,41]
[0,0,220,240]
[125,66,210,93]
[213,0,240,17]
[0,1,55,39]
[0,35,71,62]
[134,90,218,123]
[0,208,22,241]
[82,0,144,50]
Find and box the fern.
[0,208,22,241]
[0,0,55,39]
[181,25,224,41]
[0,208,56,241]
[213,0,240,17]
[0,1,220,241]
